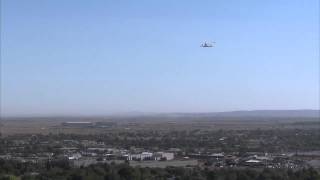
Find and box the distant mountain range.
[2,110,319,119]
[164,110,320,118]
[219,110,320,117]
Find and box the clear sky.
[1,0,319,116]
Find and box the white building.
[68,153,82,160]
[127,152,174,161]
[128,152,153,161]
[164,152,174,160]
[62,122,94,127]
[155,152,174,161]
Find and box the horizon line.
[1,109,319,118]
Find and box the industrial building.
[62,122,94,127]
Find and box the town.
[1,119,319,171]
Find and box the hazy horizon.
[1,109,319,118]
[1,0,319,116]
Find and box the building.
[154,152,174,161]
[95,122,117,128]
[68,153,82,160]
[128,152,153,161]
[62,122,94,127]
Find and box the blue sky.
[1,0,319,116]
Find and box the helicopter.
[200,41,215,47]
